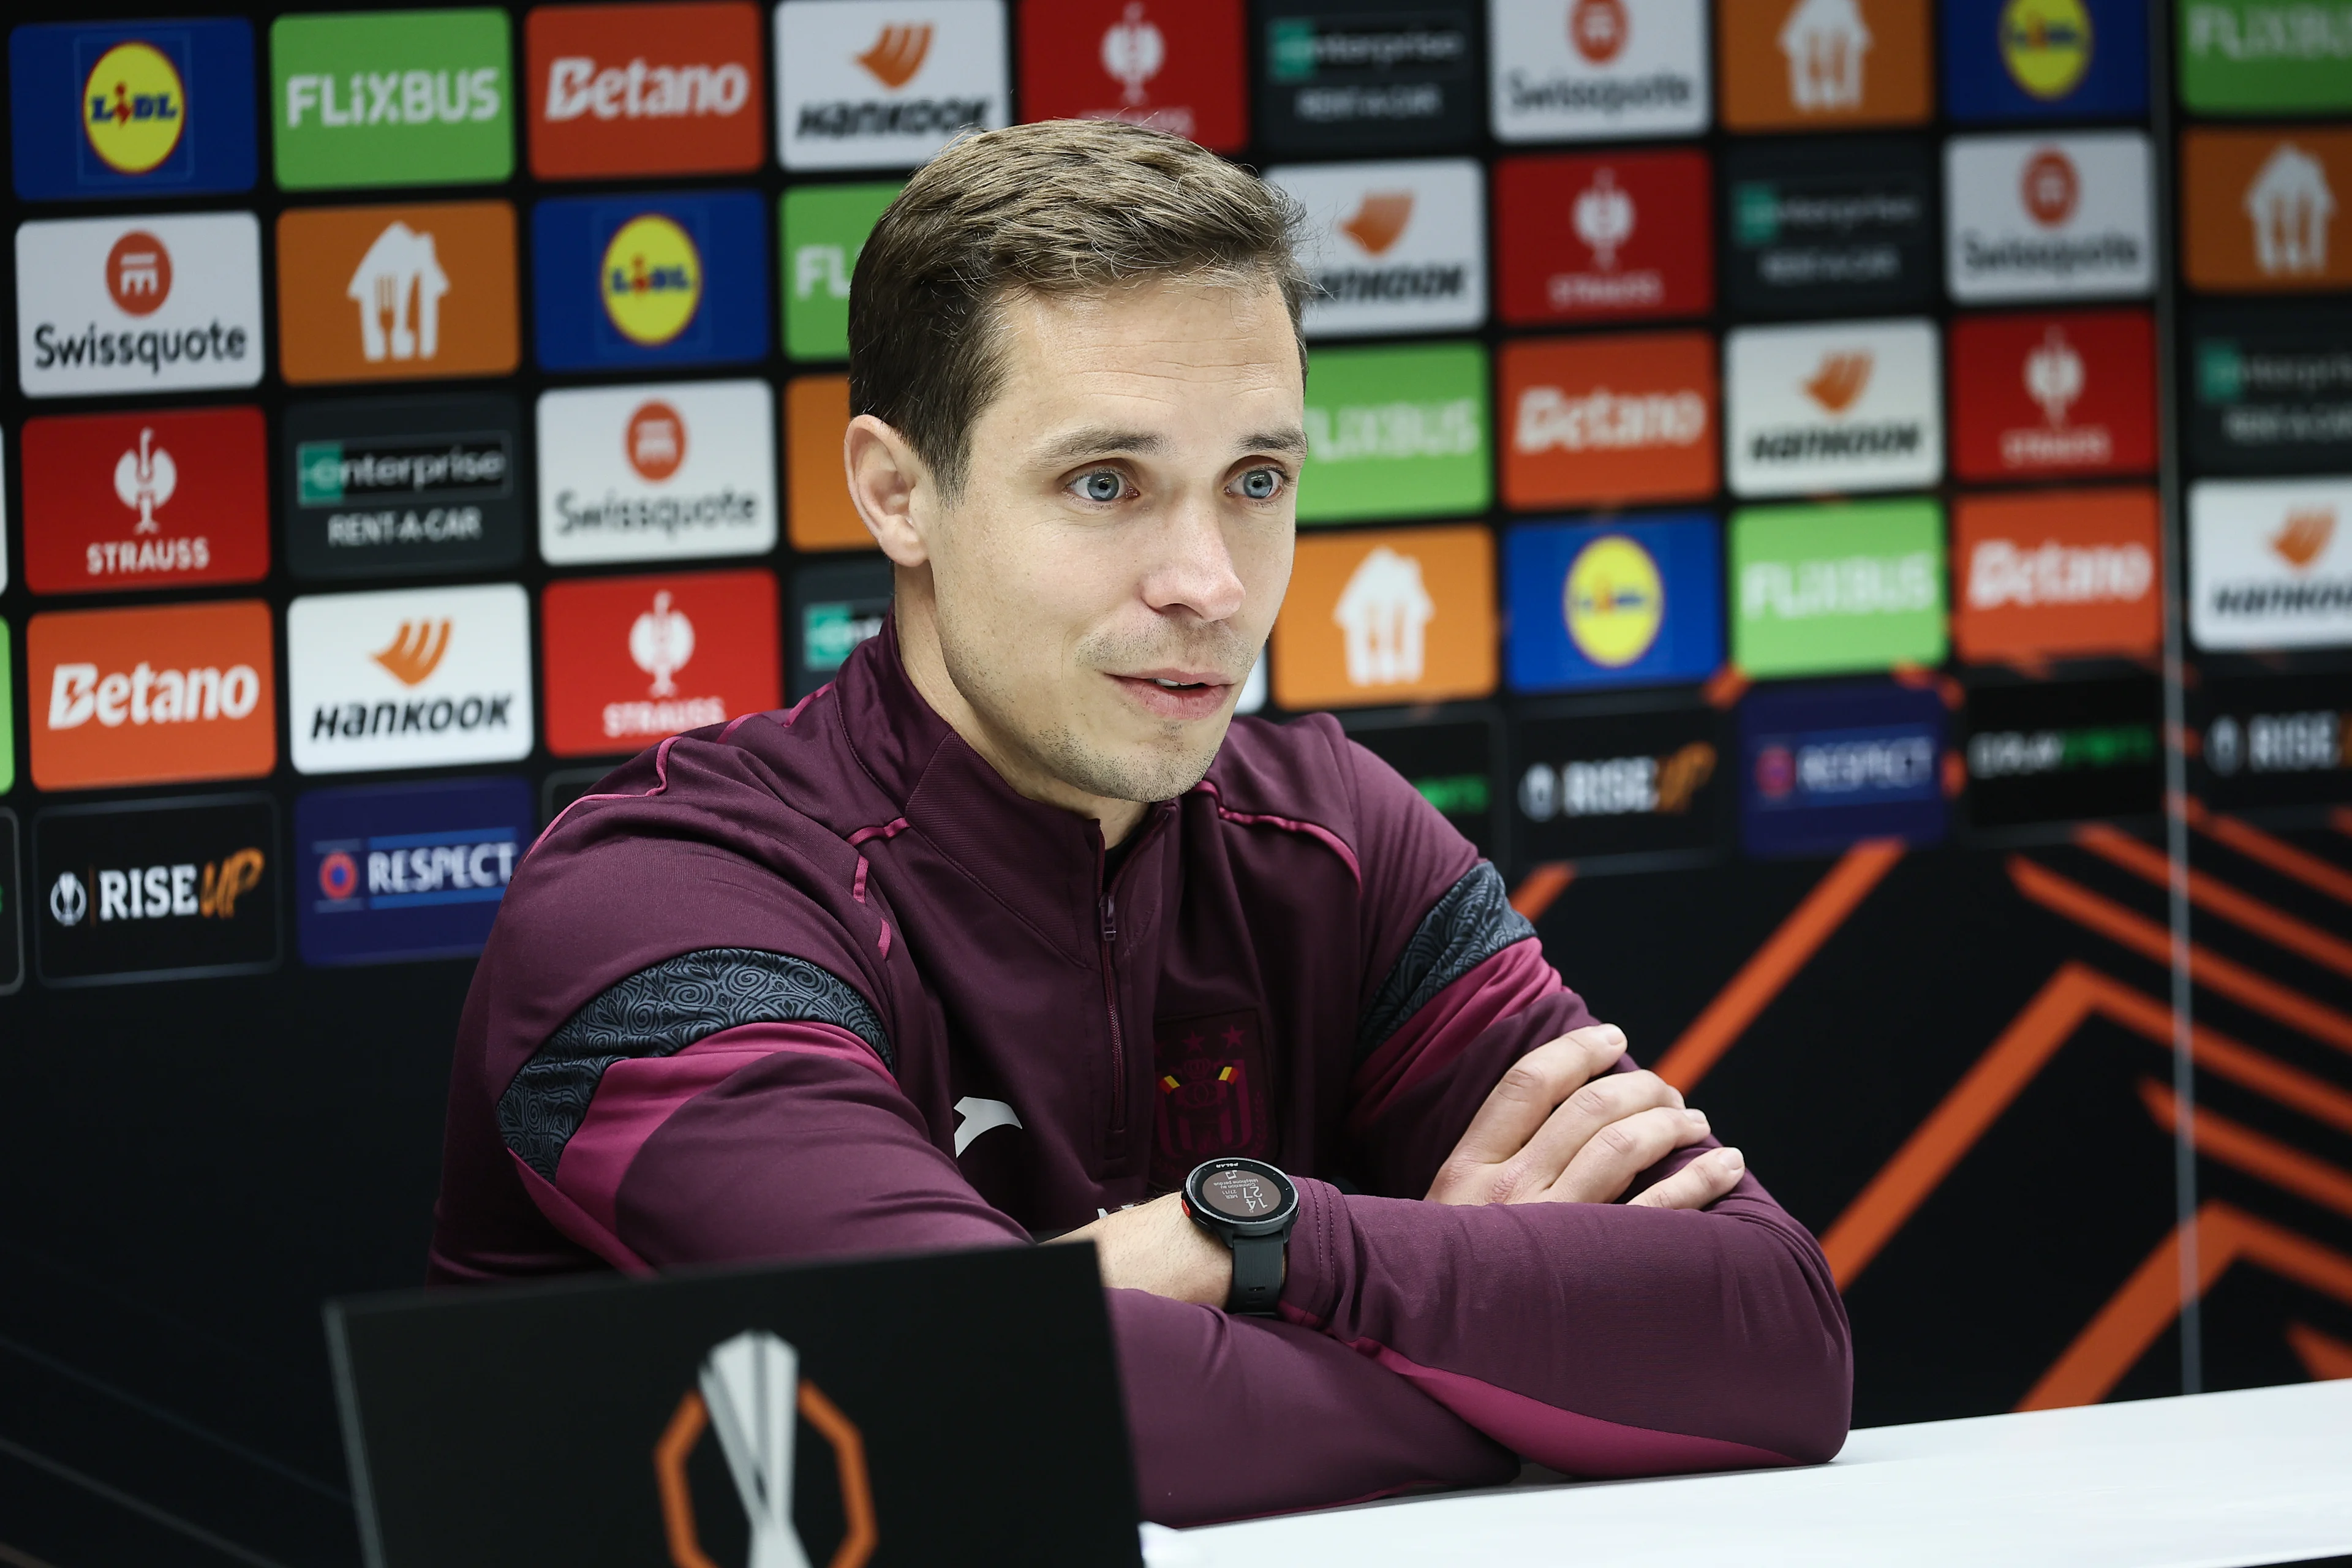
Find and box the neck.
[891,574,1152,850]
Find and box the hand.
[1051,1193,1236,1306]
[1425,1023,1746,1211]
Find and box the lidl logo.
[2179,0,2352,114]
[270,9,513,190]
[1952,486,2160,663]
[1273,525,1495,709]
[1950,309,2157,483]
[2190,477,2352,652]
[526,1,764,179]
[782,181,902,361]
[1943,0,2146,122]
[21,407,271,595]
[284,393,526,580]
[1945,132,2155,302]
[10,20,257,200]
[1719,0,1931,131]
[1731,499,1947,677]
[276,203,518,386]
[1501,330,1716,509]
[1739,682,1948,856]
[2184,129,2352,293]
[1297,342,1489,523]
[296,776,531,966]
[17,213,263,398]
[776,0,1008,171]
[600,214,701,346]
[534,192,766,371]
[537,379,777,565]
[1490,0,1709,142]
[1496,149,1713,326]
[28,601,277,792]
[1725,318,1942,497]
[1019,0,1249,152]
[288,583,533,775]
[1269,159,1485,337]
[1506,514,1722,693]
[541,568,781,755]
[2186,303,2352,477]
[2000,0,2092,97]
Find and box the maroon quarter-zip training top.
[429,624,1852,1524]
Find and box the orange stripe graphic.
[2286,1322,2352,1381]
[2008,857,2352,1055]
[1509,862,1576,922]
[2187,799,2352,907]
[2076,823,2352,980]
[2138,1079,2352,1223]
[1654,840,1904,1093]
[2019,1203,2352,1410]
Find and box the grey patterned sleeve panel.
[1355,861,1536,1065]
[496,947,894,1180]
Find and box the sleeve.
[494,959,1518,1526]
[1301,741,1854,1477]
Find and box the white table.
[1148,1381,2352,1568]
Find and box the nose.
[1140,490,1247,625]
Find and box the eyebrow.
[1035,426,1311,466]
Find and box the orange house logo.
[2184,128,2352,292]
[1273,526,1496,710]
[277,202,519,385]
[657,1330,875,1568]
[857,23,933,87]
[1719,0,1929,130]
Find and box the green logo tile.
[782,183,902,362]
[271,10,514,190]
[2179,1,2352,113]
[1731,500,1947,678]
[1298,342,1490,524]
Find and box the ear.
[844,413,933,567]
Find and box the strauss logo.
[1573,168,1634,269]
[2271,508,2337,571]
[631,590,697,697]
[114,427,177,532]
[372,620,453,687]
[2024,327,2084,426]
[1101,2,1166,107]
[855,23,933,88]
[1339,191,1414,255]
[1803,351,1874,413]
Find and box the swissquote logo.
[1725,317,1942,496]
[288,583,533,774]
[20,407,271,592]
[17,214,262,397]
[776,0,1007,170]
[2190,477,2352,650]
[1490,0,1709,140]
[28,601,277,791]
[541,569,780,755]
[655,1330,875,1568]
[537,380,776,565]
[528,1,763,178]
[1268,159,1485,336]
[1947,131,2155,301]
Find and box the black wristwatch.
[1180,1157,1300,1316]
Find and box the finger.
[1442,1025,1625,1167]
[1498,1069,1687,1198]
[1627,1147,1747,1210]
[1546,1106,1712,1204]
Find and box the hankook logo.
[776,1,1006,170]
[1271,159,1485,337]
[288,583,533,774]
[1726,318,1942,496]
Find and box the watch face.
[1198,1167,1284,1220]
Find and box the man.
[430,120,1850,1524]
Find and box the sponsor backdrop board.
[0,1,2345,1560]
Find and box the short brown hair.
[848,119,1310,496]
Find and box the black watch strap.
[1228,1232,1285,1316]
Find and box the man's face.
[919,277,1304,809]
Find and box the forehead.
[986,278,1304,428]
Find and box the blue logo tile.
[1941,0,2147,124]
[1505,514,1723,694]
[1738,683,1948,858]
[10,19,255,202]
[295,777,532,966]
[532,190,768,372]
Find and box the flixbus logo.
[270,9,513,190]
[782,182,902,360]
[1297,342,1490,522]
[10,21,258,200]
[2180,0,2352,113]
[776,0,1008,172]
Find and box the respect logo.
[276,203,518,386]
[20,407,271,594]
[1501,331,1716,509]
[1731,499,1947,677]
[295,777,532,966]
[270,9,513,190]
[1738,682,1948,857]
[1297,342,1489,523]
[527,1,763,178]
[28,601,277,792]
[16,214,262,398]
[1268,159,1485,338]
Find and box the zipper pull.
[1099,892,1117,945]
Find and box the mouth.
[1107,670,1234,722]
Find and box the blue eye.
[1238,468,1281,500]
[1079,470,1123,502]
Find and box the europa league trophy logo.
[656,1331,876,1568]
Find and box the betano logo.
[858,23,934,88]
[29,601,277,790]
[2000,0,2092,99]
[601,215,703,345]
[83,42,185,174]
[1564,534,1664,667]
[545,55,750,122]
[372,620,452,687]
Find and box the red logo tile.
[1019,0,1247,152]
[1950,309,2156,483]
[21,407,270,594]
[1496,149,1713,326]
[540,568,780,757]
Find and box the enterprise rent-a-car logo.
[286,393,524,579]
